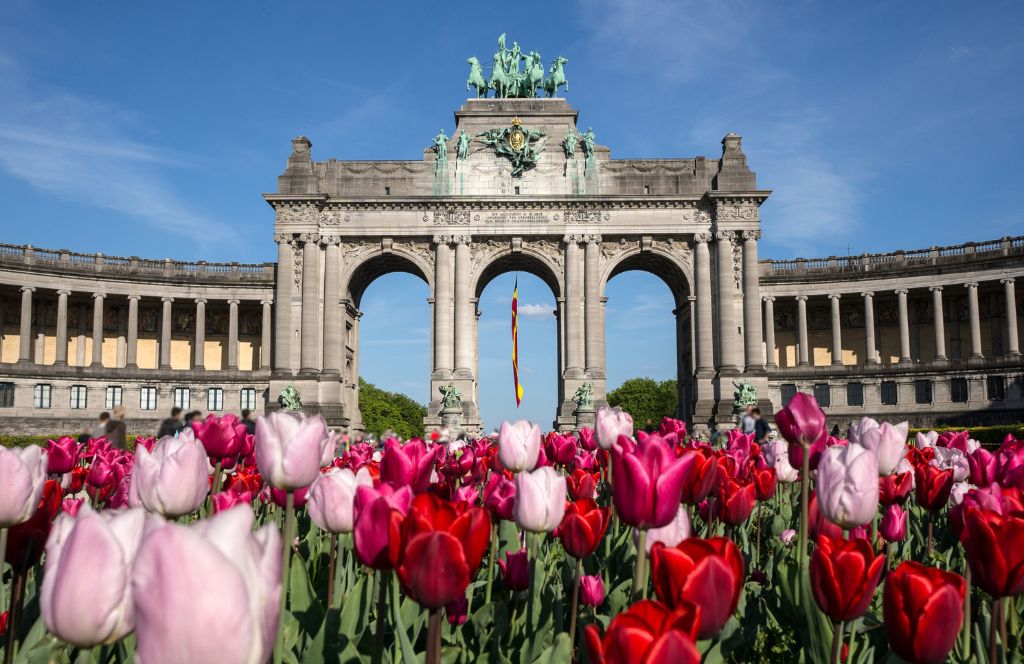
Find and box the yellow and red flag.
[511,277,523,406]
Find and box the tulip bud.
[595,406,633,450]
[497,420,542,472]
[307,467,372,534]
[579,575,605,607]
[128,431,210,518]
[816,443,879,528]
[0,445,48,527]
[497,548,530,592]
[780,529,797,546]
[45,437,80,475]
[255,411,329,490]
[880,504,907,542]
[513,466,567,533]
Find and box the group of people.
[77,407,258,449]
[739,405,772,442]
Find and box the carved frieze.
[715,202,759,222]
[433,207,471,225]
[529,239,564,271]
[395,240,433,267]
[563,206,603,225]
[275,202,322,226]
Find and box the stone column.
[34,297,46,363]
[763,296,777,368]
[688,295,697,368]
[1002,278,1020,357]
[227,299,239,370]
[896,289,911,363]
[453,235,473,375]
[862,292,877,364]
[693,233,714,372]
[828,293,842,366]
[715,231,741,371]
[796,295,809,366]
[159,296,173,369]
[584,235,603,376]
[194,298,207,369]
[261,299,273,369]
[91,293,105,367]
[54,289,70,366]
[433,236,453,376]
[299,235,321,375]
[965,282,983,359]
[563,235,584,377]
[274,234,295,372]
[741,230,764,369]
[126,295,140,368]
[930,286,947,361]
[18,287,34,362]
[323,238,342,377]
[75,304,88,366]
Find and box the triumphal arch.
[266,36,770,433]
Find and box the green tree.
[358,378,427,439]
[606,377,678,431]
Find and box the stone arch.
[600,246,693,307]
[342,245,433,309]
[472,246,563,300]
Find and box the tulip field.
[1,397,1023,664]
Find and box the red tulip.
[567,469,599,501]
[482,472,515,520]
[650,537,744,639]
[497,548,529,592]
[353,484,412,570]
[380,439,438,493]
[878,471,913,505]
[397,531,470,610]
[677,447,719,504]
[584,599,701,664]
[544,432,577,467]
[914,464,954,511]
[401,493,491,576]
[959,507,1024,597]
[810,535,885,622]
[6,479,63,572]
[884,562,965,664]
[67,466,87,494]
[612,435,695,529]
[557,498,610,559]
[750,465,777,501]
[716,478,756,526]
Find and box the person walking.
[91,411,111,440]
[752,407,771,444]
[241,409,256,436]
[106,405,128,449]
[157,407,184,439]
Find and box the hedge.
[0,435,140,448]
[908,424,1024,448]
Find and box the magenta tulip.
[380,439,438,493]
[306,467,372,534]
[483,473,516,520]
[0,445,48,527]
[775,392,828,451]
[192,413,248,461]
[580,575,605,607]
[513,466,567,533]
[41,506,146,647]
[131,505,281,664]
[498,548,530,591]
[128,430,210,517]
[45,437,80,475]
[255,411,329,490]
[816,443,879,528]
[497,420,542,472]
[968,447,997,486]
[611,435,695,529]
[880,504,907,542]
[353,484,413,569]
[211,490,252,514]
[595,406,633,450]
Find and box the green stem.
[0,527,7,612]
[212,459,223,495]
[754,500,762,565]
[327,533,338,609]
[568,558,581,646]
[4,570,26,664]
[426,608,442,664]
[484,522,497,606]
[830,621,844,664]
[373,570,389,664]
[74,647,92,664]
[846,617,856,659]
[631,530,648,603]
[798,446,810,581]
[961,565,971,660]
[989,597,999,664]
[272,491,295,664]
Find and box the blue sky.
[1,1,1022,429]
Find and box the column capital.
[161,296,174,303]
[929,285,943,292]
[194,297,208,305]
[227,298,241,306]
[687,295,698,303]
[260,299,274,306]
[451,234,472,245]
[1000,277,1015,285]
[963,282,979,289]
[795,295,808,302]
[56,289,72,297]
[562,233,585,244]
[297,232,320,244]
[894,288,909,295]
[92,292,106,300]
[432,233,462,246]
[693,231,712,244]
[20,286,36,293]
[741,230,761,242]
[321,235,342,246]
[828,293,842,300]
[273,232,296,245]
[582,234,602,244]
[714,230,736,243]
[127,294,141,302]
[860,291,874,298]
[762,295,775,302]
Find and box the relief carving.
[563,205,602,225]
[529,239,564,272]
[715,202,759,222]
[275,202,322,226]
[433,207,471,225]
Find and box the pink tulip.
[353,484,412,569]
[61,497,84,517]
[849,418,907,475]
[211,490,252,514]
[595,406,633,450]
[128,430,210,517]
[780,529,797,546]
[483,473,516,520]
[611,435,695,529]
[380,439,438,493]
[513,466,567,533]
[577,427,597,451]
[638,504,690,552]
[762,440,800,483]
[968,447,997,486]
[816,444,879,528]
[498,420,542,472]
[270,485,309,508]
[306,467,372,534]
[0,445,48,527]
[255,412,329,490]
[41,506,146,647]
[45,437,80,475]
[131,505,281,664]
[453,484,480,507]
[580,575,605,607]
[915,430,938,448]
[775,393,828,459]
[880,504,907,542]
[931,447,970,483]
[192,413,248,461]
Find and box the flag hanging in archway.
[512,277,523,406]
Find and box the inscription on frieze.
[478,211,552,225]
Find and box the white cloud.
[518,303,555,319]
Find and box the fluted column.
[193,298,207,369]
[694,233,714,372]
[323,238,342,377]
[54,289,70,365]
[75,304,87,366]
[763,296,777,368]
[965,282,983,359]
[930,286,946,361]
[741,231,763,369]
[796,295,809,366]
[715,231,741,371]
[299,235,321,375]
[453,235,473,375]
[432,236,453,376]
[273,234,295,372]
[227,299,239,370]
[260,299,273,369]
[828,293,842,366]
[862,292,877,364]
[584,235,603,375]
[1002,278,1019,357]
[159,296,173,369]
[895,289,911,363]
[563,235,585,377]
[91,293,105,366]
[126,295,140,368]
[18,287,34,362]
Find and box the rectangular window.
[104,386,123,410]
[950,377,969,403]
[33,384,52,409]
[69,385,88,410]
[846,382,864,407]
[880,381,898,406]
[240,388,257,412]
[207,388,224,412]
[914,380,933,405]
[173,387,190,410]
[780,383,798,406]
[813,383,831,408]
[140,386,158,411]
[987,375,1006,401]
[0,382,14,408]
